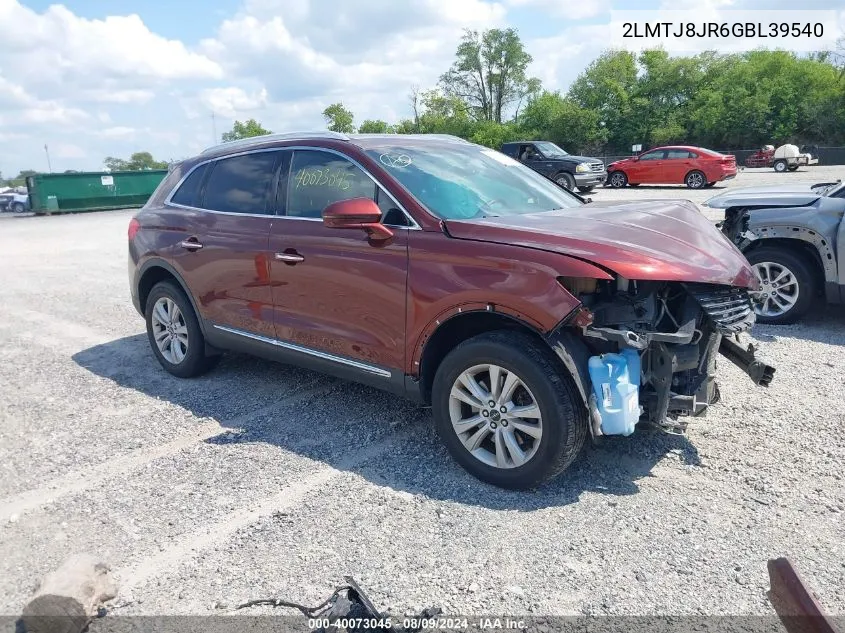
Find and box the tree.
[103,152,168,172]
[519,91,606,154]
[221,119,271,142]
[323,103,355,133]
[358,119,393,133]
[440,28,539,122]
[15,169,37,180]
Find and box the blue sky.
[1,0,842,176]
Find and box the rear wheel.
[608,171,628,188]
[432,331,587,490]
[685,170,706,189]
[11,202,25,213]
[145,281,221,377]
[773,159,788,173]
[746,246,816,324]
[555,172,575,191]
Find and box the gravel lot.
[0,165,843,621]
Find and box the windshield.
[363,143,582,220]
[533,141,569,158]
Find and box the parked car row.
[0,191,30,212]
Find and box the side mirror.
[322,198,394,242]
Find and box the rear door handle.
[179,238,203,251]
[275,251,304,264]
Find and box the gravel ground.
[0,165,843,622]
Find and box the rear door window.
[665,149,692,159]
[170,164,208,207]
[201,151,279,214]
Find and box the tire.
[773,160,787,173]
[745,246,817,325]
[11,202,24,213]
[431,331,587,490]
[607,171,628,188]
[685,170,706,189]
[145,281,220,377]
[554,172,575,191]
[577,186,594,193]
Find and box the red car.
[606,145,737,189]
[129,132,772,489]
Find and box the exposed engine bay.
[555,276,775,433]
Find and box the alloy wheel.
[686,172,704,188]
[609,172,626,187]
[752,261,800,318]
[151,297,189,364]
[448,364,543,469]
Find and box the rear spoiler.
[768,557,841,633]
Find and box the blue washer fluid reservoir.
[587,352,640,436]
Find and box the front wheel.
[431,331,587,490]
[554,173,575,191]
[773,159,788,173]
[145,281,221,377]
[608,171,628,188]
[746,247,817,324]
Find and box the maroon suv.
[129,132,774,489]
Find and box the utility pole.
[211,112,218,144]
[44,144,52,173]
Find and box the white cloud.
[505,0,604,19]
[200,87,269,118]
[0,2,222,89]
[53,143,86,159]
[82,89,156,105]
[96,126,138,139]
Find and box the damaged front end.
[552,276,775,435]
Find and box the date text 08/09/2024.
[308,617,527,630]
[621,22,824,39]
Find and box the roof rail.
[352,133,471,144]
[201,130,350,154]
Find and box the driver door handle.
[275,252,305,264]
[179,238,203,251]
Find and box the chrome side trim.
[163,146,421,230]
[212,325,392,378]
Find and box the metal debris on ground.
[231,576,441,633]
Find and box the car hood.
[703,183,831,209]
[442,199,757,288]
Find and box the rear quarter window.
[169,164,207,207]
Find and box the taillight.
[128,218,140,240]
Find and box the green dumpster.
[26,170,168,215]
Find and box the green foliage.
[440,28,539,123]
[104,152,168,172]
[519,91,607,154]
[569,48,845,152]
[323,103,356,133]
[358,119,393,133]
[221,119,271,142]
